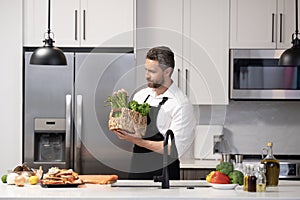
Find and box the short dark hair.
[146,46,175,70]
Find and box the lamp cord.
[47,0,51,36]
[296,0,299,36]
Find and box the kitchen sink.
[111,180,210,188]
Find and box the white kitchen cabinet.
[136,0,229,105]
[183,0,229,105]
[135,0,183,88]
[24,0,134,47]
[230,0,297,49]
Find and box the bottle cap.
[258,164,265,172]
[267,142,273,147]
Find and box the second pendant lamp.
[30,0,67,65]
[279,0,300,66]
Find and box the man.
[113,46,196,180]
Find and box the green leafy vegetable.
[106,89,151,117]
[137,103,151,116]
[128,100,139,111]
[216,162,234,175]
[228,170,244,185]
[105,89,128,117]
[105,89,128,109]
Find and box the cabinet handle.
[177,68,180,88]
[271,13,275,43]
[83,10,86,40]
[75,10,78,40]
[185,69,188,96]
[279,13,283,43]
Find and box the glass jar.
[247,165,257,192]
[256,164,267,192]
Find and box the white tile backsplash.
[195,101,300,156]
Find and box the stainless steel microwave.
[230,49,300,99]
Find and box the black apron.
[128,95,180,180]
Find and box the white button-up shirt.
[133,83,196,158]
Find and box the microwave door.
[230,49,300,99]
[239,66,248,89]
[239,66,263,89]
[248,67,263,89]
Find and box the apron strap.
[144,95,150,103]
[144,95,168,106]
[159,97,168,105]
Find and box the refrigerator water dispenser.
[34,118,66,163]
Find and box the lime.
[29,175,39,185]
[1,174,7,183]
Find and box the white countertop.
[1,180,300,200]
[180,159,220,169]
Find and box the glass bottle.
[261,142,280,186]
[243,164,250,191]
[234,154,244,172]
[256,164,267,192]
[248,164,257,192]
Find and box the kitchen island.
[0,180,300,200]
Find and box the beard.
[147,77,164,88]
[147,82,161,88]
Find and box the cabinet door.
[277,0,298,49]
[184,0,229,104]
[135,0,183,88]
[80,0,134,47]
[51,0,80,47]
[24,0,133,47]
[24,0,48,46]
[24,0,80,47]
[230,0,277,48]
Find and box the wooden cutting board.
[79,175,118,184]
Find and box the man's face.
[144,59,165,88]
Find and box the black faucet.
[154,129,176,189]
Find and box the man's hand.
[112,129,165,155]
[112,129,140,143]
[113,129,131,139]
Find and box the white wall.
[0,0,22,175]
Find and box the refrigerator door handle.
[74,95,83,172]
[65,94,72,168]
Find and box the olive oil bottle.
[243,164,250,191]
[261,142,280,186]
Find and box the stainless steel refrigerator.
[23,50,136,178]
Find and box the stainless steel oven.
[230,49,300,99]
[279,161,300,179]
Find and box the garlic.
[6,173,18,185]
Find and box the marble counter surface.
[0,180,300,200]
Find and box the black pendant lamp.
[279,0,300,66]
[30,0,67,65]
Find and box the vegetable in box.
[106,89,150,137]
